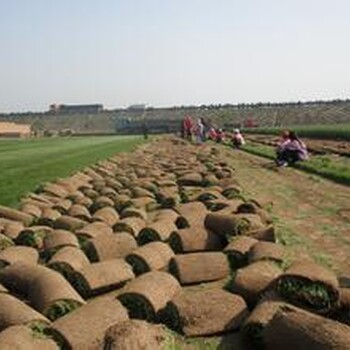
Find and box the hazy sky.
[1,0,350,112]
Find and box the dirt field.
[220,145,350,276]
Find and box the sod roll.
[169,226,224,253]
[224,236,259,268]
[248,241,286,264]
[21,203,42,219]
[120,207,148,221]
[2,220,24,240]
[331,287,350,325]
[83,232,137,262]
[67,204,91,221]
[264,305,350,350]
[229,261,282,306]
[50,296,129,349]
[126,242,175,275]
[53,215,86,232]
[104,320,168,350]
[43,183,69,198]
[52,199,72,214]
[175,202,208,228]
[160,288,248,336]
[205,213,264,238]
[169,252,230,285]
[177,172,203,186]
[0,292,50,331]
[43,229,79,252]
[71,259,134,298]
[137,220,178,245]
[0,325,59,350]
[117,271,181,322]
[76,221,113,240]
[0,205,34,226]
[39,208,61,227]
[0,246,39,267]
[16,226,52,249]
[276,261,340,313]
[246,224,276,242]
[114,217,146,237]
[0,233,14,252]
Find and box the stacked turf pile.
[0,136,349,349]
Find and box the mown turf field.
[0,136,144,207]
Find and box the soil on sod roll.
[0,263,85,320]
[43,230,79,252]
[21,203,42,218]
[114,217,146,237]
[67,204,92,221]
[277,261,340,313]
[205,198,244,212]
[263,305,350,350]
[53,215,87,232]
[152,209,180,223]
[246,224,276,242]
[48,246,90,277]
[137,220,178,245]
[83,232,137,262]
[104,319,169,350]
[0,325,59,350]
[169,252,230,285]
[117,271,181,322]
[70,259,134,298]
[168,226,224,253]
[248,241,286,265]
[204,213,264,238]
[120,207,148,221]
[126,241,175,275]
[0,205,34,226]
[75,221,113,240]
[0,246,39,267]
[229,261,282,307]
[175,201,208,228]
[159,288,248,336]
[331,287,350,325]
[0,292,50,331]
[224,236,259,269]
[50,296,129,349]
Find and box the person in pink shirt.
[231,129,245,148]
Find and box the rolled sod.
[169,252,230,285]
[132,187,155,198]
[0,325,59,350]
[48,246,90,277]
[137,220,178,245]
[205,213,264,238]
[248,241,286,264]
[126,242,175,275]
[52,199,72,214]
[175,202,208,228]
[159,288,248,336]
[0,263,85,320]
[120,207,148,221]
[222,185,242,199]
[169,226,224,253]
[237,203,273,225]
[71,259,135,298]
[177,172,203,186]
[2,220,25,240]
[43,183,69,198]
[53,215,86,232]
[21,203,42,218]
[67,204,91,221]
[83,232,137,262]
[49,297,129,350]
[43,230,79,252]
[38,208,61,227]
[263,305,350,349]
[195,189,225,203]
[205,198,244,212]
[0,234,14,252]
[117,271,181,322]
[104,319,169,350]
[76,221,113,241]
[0,292,50,331]
[331,287,350,325]
[90,196,115,213]
[153,209,180,223]
[156,187,181,208]
[16,226,52,249]
[0,246,39,267]
[242,298,288,347]
[246,224,276,242]
[131,197,158,211]
[229,261,282,306]
[224,236,259,268]
[0,205,34,226]
[114,217,146,237]
[276,261,340,313]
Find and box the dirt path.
[220,146,350,276]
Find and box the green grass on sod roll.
[46,299,82,321]
[0,136,144,207]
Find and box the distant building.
[49,104,103,115]
[127,104,146,111]
[0,122,31,138]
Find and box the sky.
[0,0,350,112]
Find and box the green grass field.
[243,124,350,141]
[0,136,144,207]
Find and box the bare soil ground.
[246,134,350,157]
[220,146,350,277]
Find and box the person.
[182,115,193,140]
[193,118,204,144]
[231,129,245,148]
[276,131,308,166]
[207,127,217,141]
[215,128,225,143]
